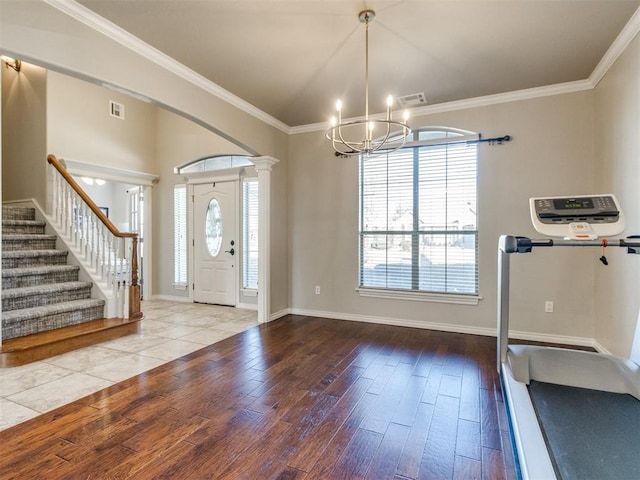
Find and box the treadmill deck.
[529,380,640,480]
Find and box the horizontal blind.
[360,130,478,295]
[243,179,259,289]
[173,184,187,285]
[418,142,477,293]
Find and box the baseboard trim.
[270,308,290,322]
[288,307,496,337]
[591,340,612,355]
[284,307,597,348]
[507,330,596,349]
[150,294,191,303]
[237,302,258,311]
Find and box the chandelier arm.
[333,134,362,155]
[326,125,366,154]
[327,119,411,155]
[335,125,366,151]
[371,120,411,154]
[371,125,393,153]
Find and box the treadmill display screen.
[553,198,594,210]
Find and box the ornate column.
[251,156,279,323]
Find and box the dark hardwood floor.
[0,315,517,479]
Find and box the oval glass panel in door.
[205,198,223,256]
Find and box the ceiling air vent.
[397,92,427,108]
[109,100,125,120]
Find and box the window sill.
[173,283,188,291]
[356,288,481,305]
[241,289,258,297]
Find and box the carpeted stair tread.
[2,219,46,226]
[2,281,92,298]
[2,206,35,221]
[2,219,46,234]
[2,298,105,320]
[2,265,81,289]
[2,234,57,251]
[2,281,93,311]
[2,234,57,240]
[2,299,106,340]
[2,264,80,278]
[2,281,93,300]
[2,249,69,268]
[2,249,65,259]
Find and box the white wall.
[594,32,640,356]
[289,91,597,340]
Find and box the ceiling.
[76,0,640,128]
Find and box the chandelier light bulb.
[403,110,410,122]
[335,99,342,112]
[386,95,394,107]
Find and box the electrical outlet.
[545,301,554,313]
[315,286,321,295]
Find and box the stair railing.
[47,154,142,320]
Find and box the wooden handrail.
[48,154,142,319]
[47,154,137,239]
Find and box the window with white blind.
[243,179,259,290]
[173,184,188,288]
[359,127,478,297]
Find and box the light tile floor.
[0,299,259,431]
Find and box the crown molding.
[42,0,290,134]
[290,80,594,135]
[590,5,640,86]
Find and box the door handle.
[225,248,235,256]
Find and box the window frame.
[357,127,481,305]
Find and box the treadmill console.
[530,194,624,239]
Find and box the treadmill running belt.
[528,380,640,480]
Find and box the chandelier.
[326,10,411,157]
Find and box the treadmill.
[498,194,640,480]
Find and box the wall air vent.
[397,92,427,108]
[109,100,125,119]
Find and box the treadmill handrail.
[500,236,640,254]
[497,234,640,370]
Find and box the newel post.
[129,235,142,319]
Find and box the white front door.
[193,182,237,306]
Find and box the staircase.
[1,205,141,367]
